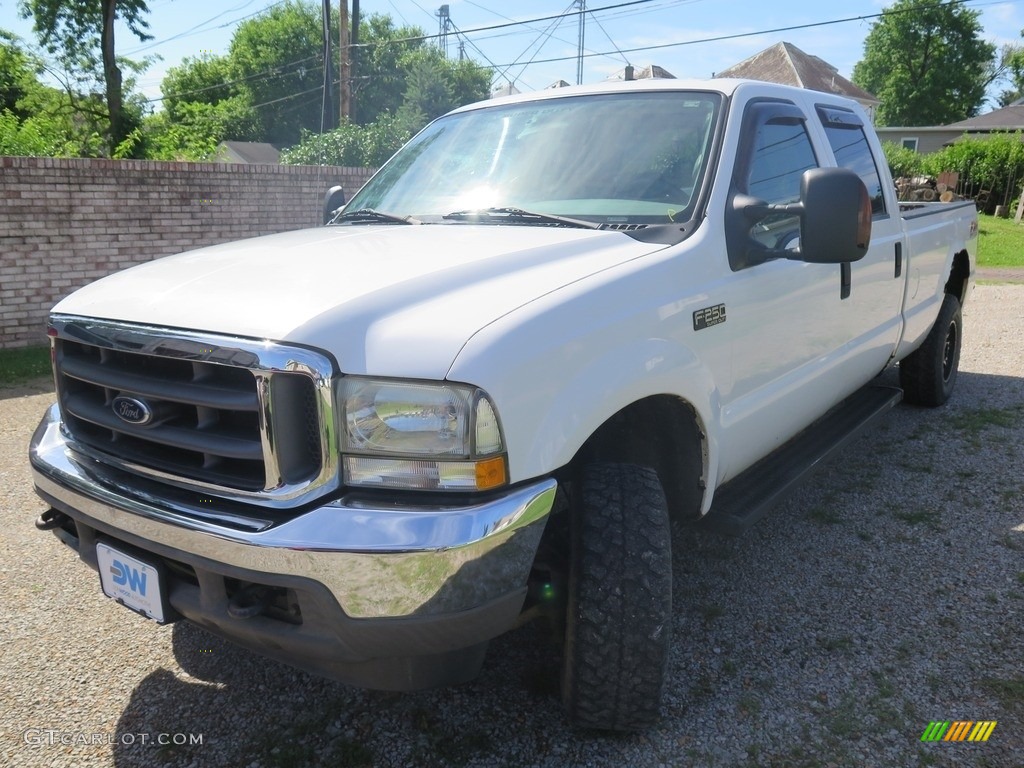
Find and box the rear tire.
[900,293,962,407]
[561,463,673,731]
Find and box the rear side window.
[818,106,886,216]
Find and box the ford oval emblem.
[112,396,153,426]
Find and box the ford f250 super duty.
[30,79,977,730]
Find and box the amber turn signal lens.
[475,457,507,490]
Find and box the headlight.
[339,378,507,491]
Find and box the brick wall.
[0,156,374,349]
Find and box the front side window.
[743,108,818,251]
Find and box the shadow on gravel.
[0,377,54,402]
[110,619,600,767]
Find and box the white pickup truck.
[31,78,977,730]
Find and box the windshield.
[344,91,721,226]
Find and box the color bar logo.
[921,721,997,742]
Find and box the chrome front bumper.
[31,403,556,621]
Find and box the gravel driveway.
[2,284,1022,768]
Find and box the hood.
[55,224,661,379]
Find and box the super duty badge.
[693,303,726,331]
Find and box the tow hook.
[227,584,271,619]
[35,508,69,531]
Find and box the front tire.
[900,292,963,406]
[561,463,673,731]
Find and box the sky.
[1,0,1023,111]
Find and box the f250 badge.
[693,303,726,331]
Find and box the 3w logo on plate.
[921,721,997,742]
[110,559,148,596]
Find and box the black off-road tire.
[561,462,673,731]
[900,292,963,407]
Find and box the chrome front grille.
[50,315,338,506]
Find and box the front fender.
[450,296,724,514]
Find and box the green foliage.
[161,53,238,122]
[279,113,410,167]
[880,141,924,179]
[156,3,491,156]
[0,29,41,118]
[0,109,49,155]
[0,29,112,156]
[141,96,260,160]
[229,0,325,146]
[353,17,489,126]
[852,0,995,126]
[920,133,1024,210]
[19,0,153,151]
[396,56,454,134]
[996,44,1024,107]
[353,13,431,126]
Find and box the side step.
[701,384,903,536]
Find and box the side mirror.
[323,185,346,225]
[728,168,872,269]
[797,168,872,264]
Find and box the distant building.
[491,82,521,98]
[876,104,1024,153]
[715,42,879,123]
[605,64,676,81]
[214,141,280,164]
[546,79,572,89]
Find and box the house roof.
[605,64,677,81]
[215,141,280,164]
[715,42,878,105]
[945,105,1024,130]
[491,83,521,98]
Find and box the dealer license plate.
[96,542,168,623]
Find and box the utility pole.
[351,0,359,123]
[576,0,586,85]
[320,0,336,130]
[437,5,450,58]
[339,1,351,122]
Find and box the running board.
[701,385,903,536]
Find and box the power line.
[480,1,1002,71]
[122,0,289,55]
[126,0,999,106]
[145,54,321,104]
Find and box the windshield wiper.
[443,206,600,229]
[332,208,421,225]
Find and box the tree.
[0,28,114,156]
[995,42,1024,107]
[171,3,491,149]
[852,0,995,126]
[161,53,238,122]
[229,1,326,146]
[0,30,40,118]
[19,0,152,152]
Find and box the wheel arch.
[944,248,971,306]
[572,394,710,523]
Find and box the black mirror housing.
[323,185,346,225]
[796,167,872,264]
[727,167,872,270]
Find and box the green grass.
[977,213,1024,268]
[980,676,1024,709]
[0,345,51,385]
